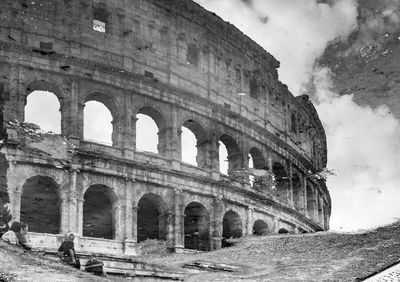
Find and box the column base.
[123,239,138,256]
[173,245,185,253]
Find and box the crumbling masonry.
[0,0,330,255]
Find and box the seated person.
[15,222,32,251]
[1,222,19,245]
[58,232,80,269]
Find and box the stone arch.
[136,106,167,155]
[84,91,120,146]
[20,176,61,234]
[248,147,267,187]
[292,173,302,211]
[219,134,242,176]
[273,162,289,202]
[137,193,169,242]
[278,228,289,234]
[25,79,65,102]
[253,219,269,235]
[84,91,120,118]
[24,80,65,134]
[249,147,266,169]
[222,210,242,247]
[83,184,118,239]
[181,118,208,168]
[184,202,210,251]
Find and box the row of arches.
[22,87,328,223]
[24,90,272,176]
[19,176,271,251]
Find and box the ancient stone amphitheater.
[0,0,330,256]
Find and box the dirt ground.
[1,221,400,281]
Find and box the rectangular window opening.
[235,68,241,84]
[249,79,259,99]
[93,7,108,33]
[186,44,199,67]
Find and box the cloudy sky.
[25,0,400,232]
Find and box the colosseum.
[0,0,330,256]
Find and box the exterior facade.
[0,0,330,256]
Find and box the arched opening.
[219,141,228,175]
[84,101,113,145]
[20,176,60,234]
[24,90,61,133]
[248,147,267,187]
[292,174,302,211]
[184,202,210,251]
[219,134,242,177]
[137,193,168,242]
[83,185,116,239]
[222,210,242,247]
[136,114,159,153]
[248,154,255,186]
[273,162,289,202]
[278,228,289,234]
[253,220,269,235]
[306,185,315,220]
[181,126,197,166]
[181,119,207,168]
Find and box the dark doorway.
[20,176,60,234]
[83,185,115,239]
[137,193,168,242]
[184,202,210,251]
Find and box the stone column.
[313,187,319,221]
[124,181,137,256]
[61,169,78,234]
[246,207,254,235]
[12,191,22,222]
[209,133,220,180]
[211,196,223,250]
[288,161,294,207]
[123,95,134,150]
[267,156,273,173]
[272,216,279,233]
[116,198,125,240]
[77,102,85,140]
[124,179,134,240]
[173,188,184,251]
[4,64,20,122]
[112,115,124,148]
[63,81,80,139]
[77,198,84,236]
[318,194,324,226]
[166,212,175,250]
[303,177,308,216]
[132,206,138,242]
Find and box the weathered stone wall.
[0,0,331,255]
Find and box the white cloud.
[314,68,400,230]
